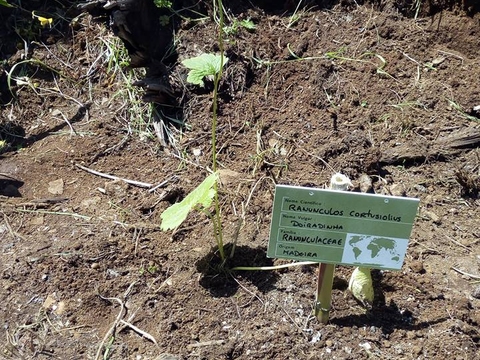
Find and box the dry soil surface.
[1,1,480,359]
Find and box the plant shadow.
[331,270,449,335]
[196,244,280,298]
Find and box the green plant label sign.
[268,185,420,270]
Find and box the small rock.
[310,331,322,344]
[81,196,101,208]
[30,216,44,225]
[104,179,129,197]
[431,56,445,66]
[106,269,121,278]
[359,341,371,351]
[43,294,56,309]
[217,169,241,187]
[389,183,405,197]
[358,174,373,193]
[409,260,425,274]
[414,184,427,192]
[423,210,441,224]
[471,285,480,299]
[325,339,334,347]
[48,178,64,195]
[412,345,423,355]
[55,301,66,315]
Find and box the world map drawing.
[341,234,408,269]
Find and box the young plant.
[153,0,173,26]
[223,18,255,36]
[160,172,218,231]
[161,0,228,263]
[181,53,228,87]
[153,0,172,8]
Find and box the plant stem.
[211,0,226,262]
[315,173,352,323]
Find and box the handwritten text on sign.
[267,185,419,270]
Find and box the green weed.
[447,98,480,122]
[0,0,13,7]
[224,18,255,36]
[101,36,153,138]
[181,53,228,87]
[285,0,311,29]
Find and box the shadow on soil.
[196,244,280,297]
[332,269,449,334]
[332,300,449,335]
[0,172,24,197]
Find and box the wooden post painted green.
[315,173,351,323]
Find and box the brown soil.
[1,1,479,359]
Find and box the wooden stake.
[315,173,352,323]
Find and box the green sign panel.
[268,185,420,270]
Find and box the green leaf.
[239,19,256,30]
[160,172,218,231]
[153,0,172,9]
[186,68,208,86]
[181,53,228,87]
[0,0,13,7]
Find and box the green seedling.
[224,18,256,35]
[160,172,218,231]
[161,0,229,263]
[181,53,228,87]
[325,47,353,61]
[0,0,13,7]
[153,0,173,25]
[153,0,172,8]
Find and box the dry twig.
[451,267,480,280]
[74,163,153,188]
